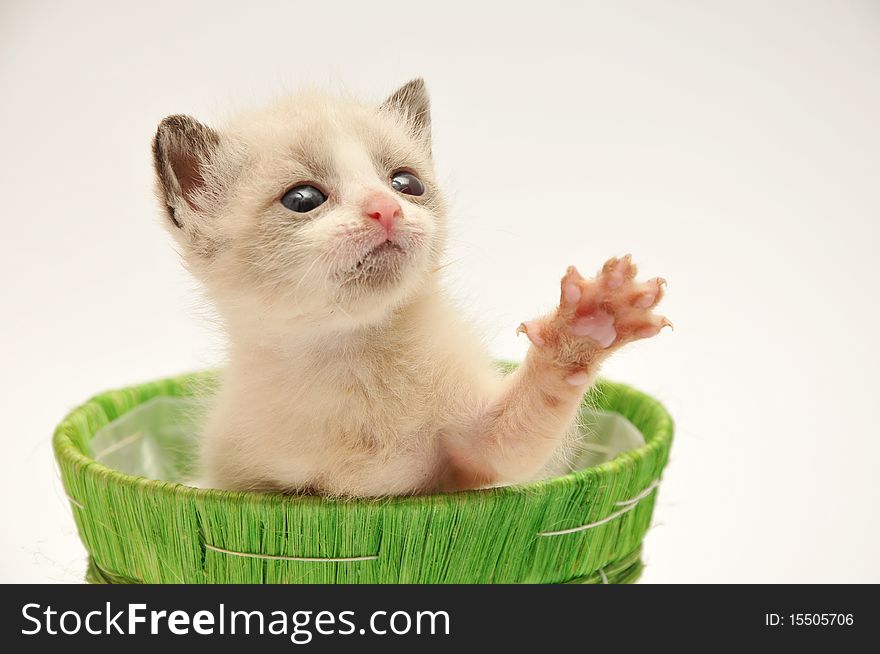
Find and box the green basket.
[53,370,673,584]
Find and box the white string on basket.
[91,431,145,460]
[64,476,661,566]
[613,478,661,507]
[536,478,661,537]
[65,493,378,563]
[202,542,379,563]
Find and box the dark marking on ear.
[167,207,181,228]
[381,78,431,141]
[152,114,220,228]
[152,134,182,228]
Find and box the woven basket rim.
[53,369,674,508]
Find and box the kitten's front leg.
[445,255,669,489]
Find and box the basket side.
[54,373,672,584]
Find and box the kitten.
[152,79,669,497]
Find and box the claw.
[602,254,636,290]
[517,321,546,348]
[635,317,673,339]
[633,278,666,308]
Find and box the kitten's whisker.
[432,257,464,274]
[291,248,329,314]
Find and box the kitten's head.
[152,79,445,337]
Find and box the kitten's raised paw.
[518,255,670,369]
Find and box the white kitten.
[152,79,669,497]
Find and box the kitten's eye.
[281,185,327,213]
[390,171,425,197]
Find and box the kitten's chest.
[264,362,438,469]
[261,357,440,493]
[306,362,432,447]
[237,338,448,495]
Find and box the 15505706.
[790,614,853,626]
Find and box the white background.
[2,0,878,583]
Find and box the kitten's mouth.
[359,240,404,263]
[343,240,408,287]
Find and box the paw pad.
[556,256,669,351]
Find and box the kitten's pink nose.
[362,193,401,234]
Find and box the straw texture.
[54,370,673,584]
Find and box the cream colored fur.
[152,80,668,497]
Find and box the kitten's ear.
[152,114,221,228]
[382,78,431,141]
